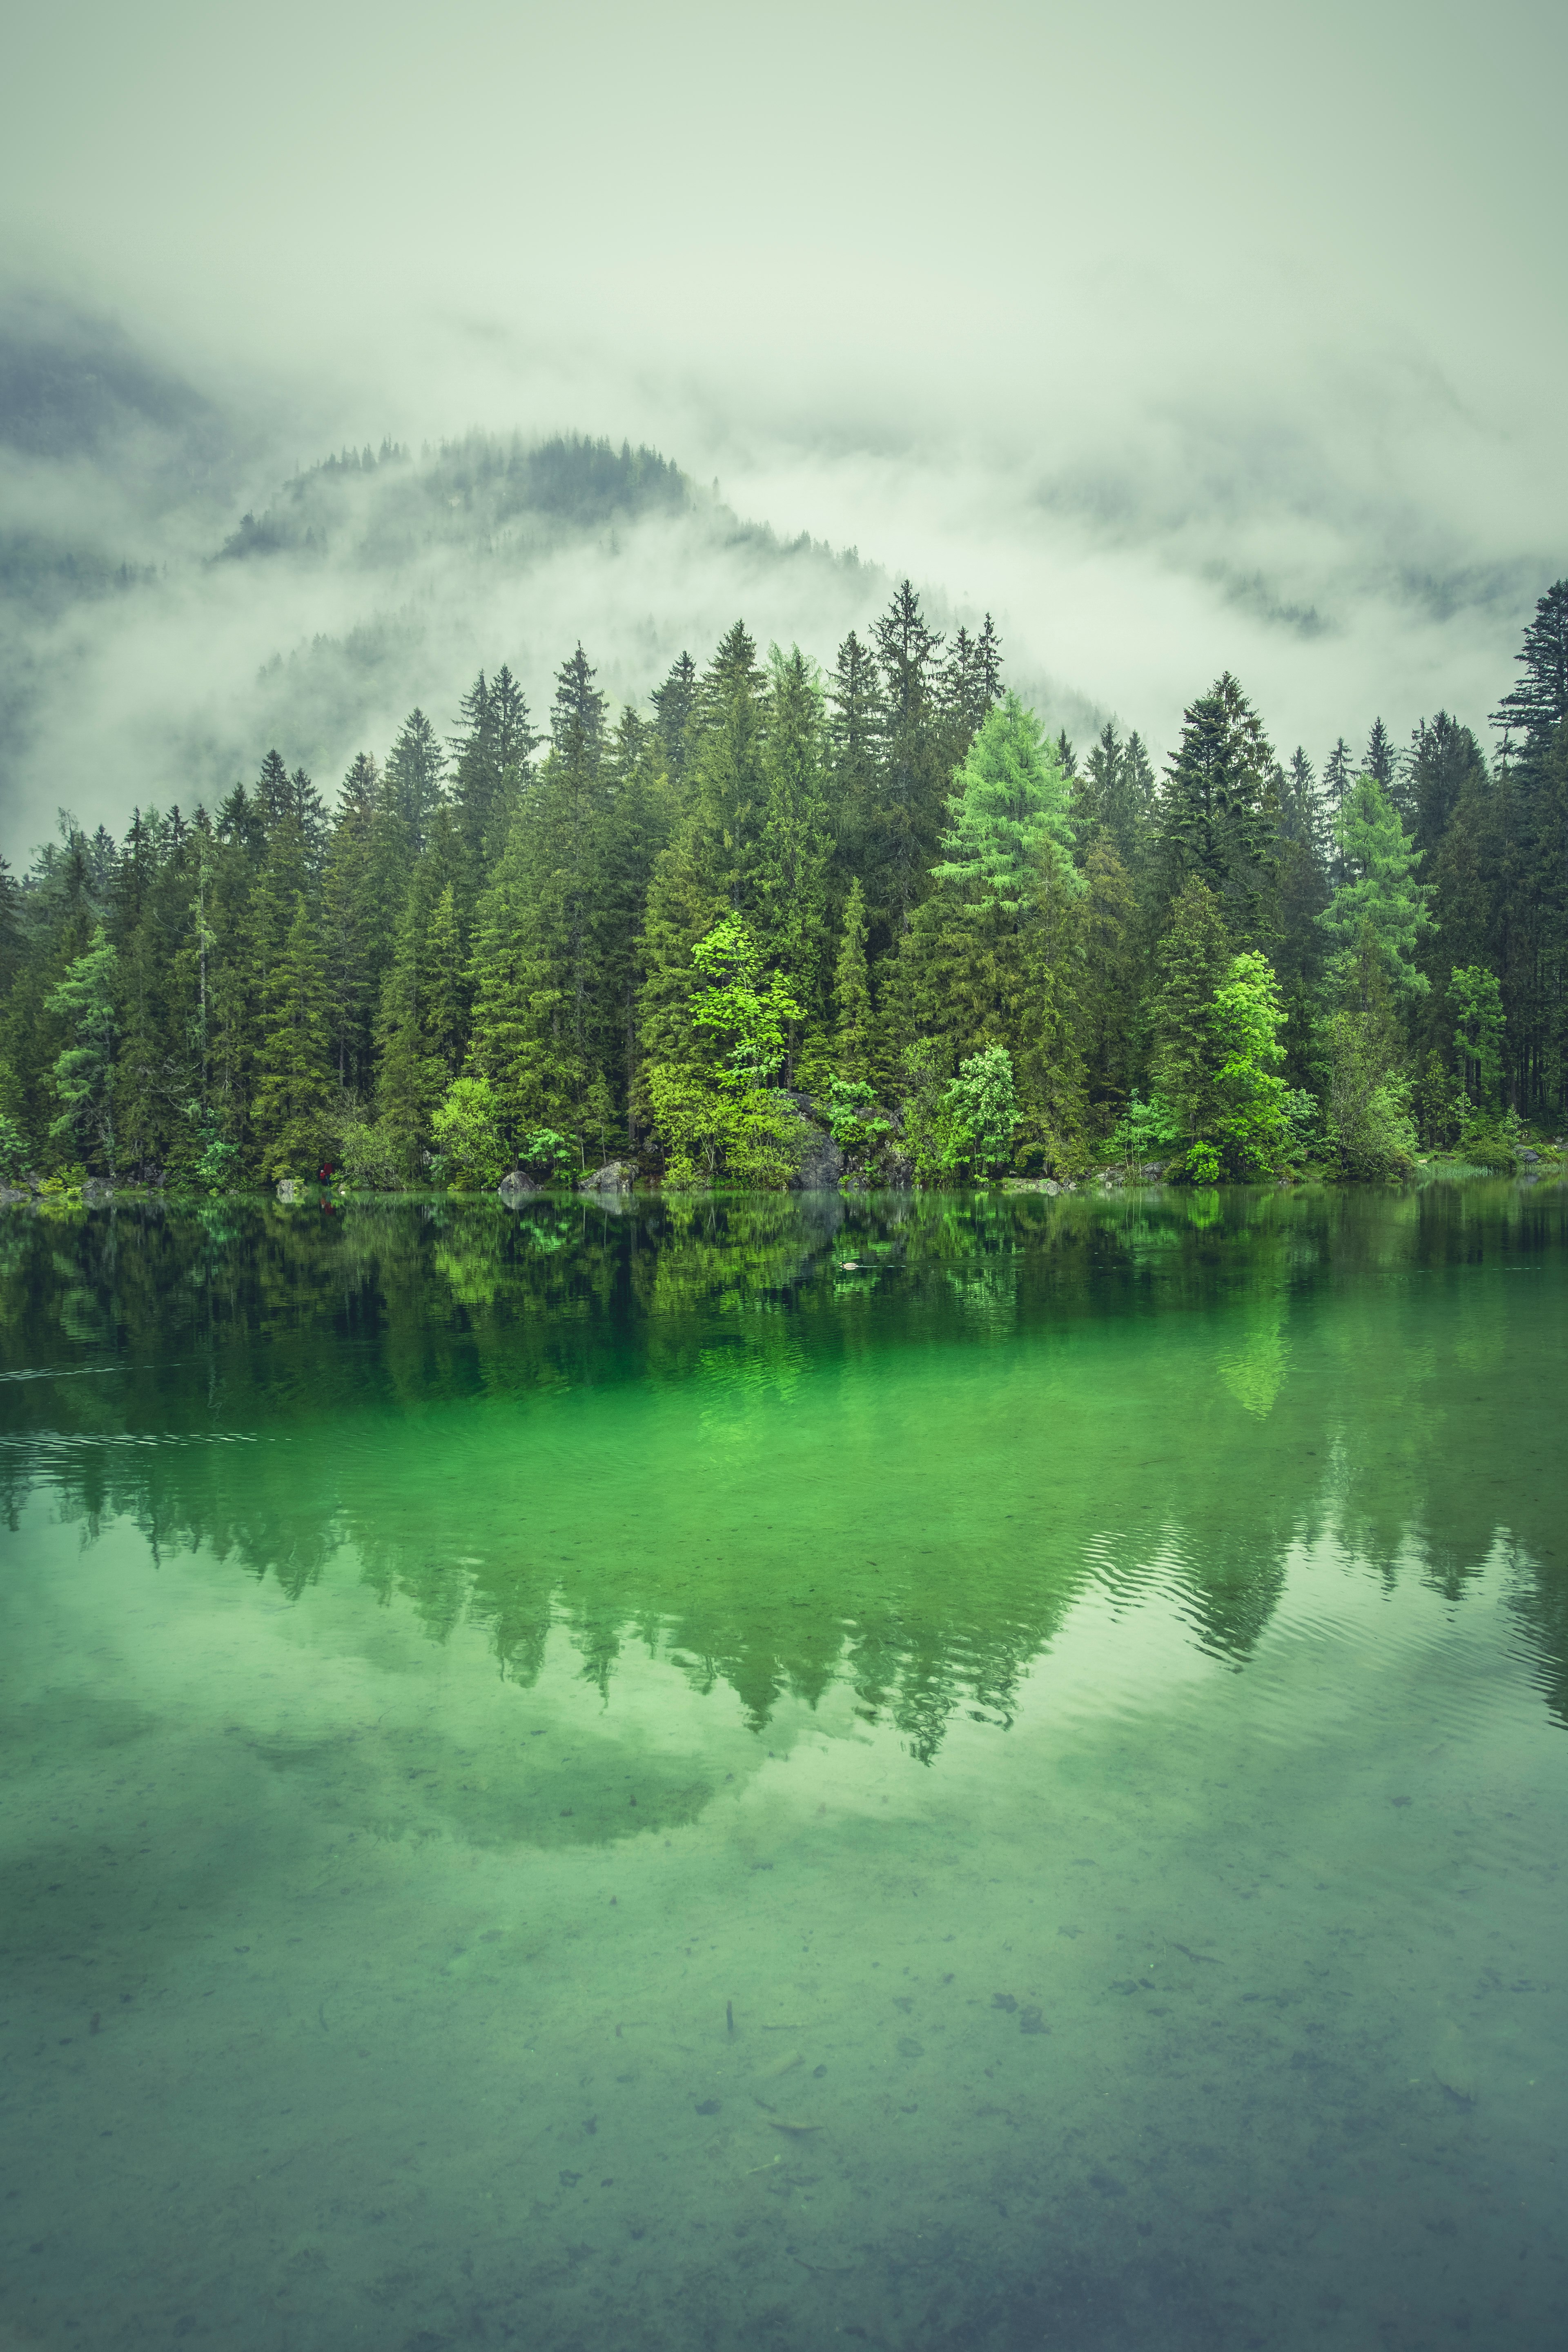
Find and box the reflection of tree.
[2,1180,1565,1750]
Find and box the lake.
[2,1183,1565,2351]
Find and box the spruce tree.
[757,646,832,1054]
[932,694,1080,920]
[827,630,886,924]
[832,877,875,1086]
[1320,774,1430,1005]
[253,896,333,1177]
[45,925,120,1174]
[1158,672,1279,948]
[871,581,946,931]
[1492,581,1568,743]
[651,651,699,789]
[384,709,447,851]
[1152,877,1230,1145]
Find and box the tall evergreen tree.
[832,877,875,1087]
[1151,877,1231,1147]
[651,651,699,790]
[384,709,446,851]
[871,581,946,932]
[253,896,333,1177]
[1158,673,1279,948]
[45,926,120,1174]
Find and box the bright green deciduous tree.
[939,1043,1018,1178]
[1210,951,1293,1177]
[431,1074,508,1189]
[45,925,120,1174]
[688,917,802,1091]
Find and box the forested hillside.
[2,576,1565,1193]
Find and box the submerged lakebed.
[2,1183,1565,2351]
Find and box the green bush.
[431,1077,508,1191]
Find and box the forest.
[1,575,1565,1194]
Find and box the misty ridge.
[3,297,1073,864]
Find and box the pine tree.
[871,581,946,931]
[757,646,831,1051]
[651,651,699,789]
[45,925,120,1173]
[1492,580,1568,744]
[384,709,447,851]
[1158,672,1279,947]
[253,895,333,1177]
[1320,774,1430,1006]
[1406,714,1486,857]
[832,877,875,1086]
[932,693,1079,920]
[826,630,886,925]
[1152,877,1230,1145]
[1081,838,1141,1118]
[595,708,675,1119]
[684,623,768,918]
[423,882,467,1078]
[320,759,379,1090]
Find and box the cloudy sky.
[2,0,1563,856]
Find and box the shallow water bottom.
[5,1500,1565,2352]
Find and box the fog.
[2,0,1564,860]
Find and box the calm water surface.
[2,1184,1566,2351]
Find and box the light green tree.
[939,1043,1018,1178]
[932,692,1080,918]
[1210,951,1293,1177]
[1319,774,1431,1002]
[431,1074,508,1190]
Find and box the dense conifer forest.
[2,570,1565,1194]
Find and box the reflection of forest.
[2,1183,1565,1753]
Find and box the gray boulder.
[579,1161,635,1194]
[497,1169,538,1200]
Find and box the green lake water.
[2,1182,1566,2351]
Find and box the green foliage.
[253,896,334,1180]
[1449,964,1504,1107]
[1158,672,1279,947]
[45,925,120,1174]
[195,1136,241,1193]
[644,1065,807,1190]
[1320,775,1430,1004]
[521,1127,578,1182]
[1178,1141,1223,1186]
[1107,1092,1183,1165]
[822,1076,893,1156]
[1152,878,1229,1144]
[7,580,1565,1189]
[689,917,801,1091]
[432,1075,508,1190]
[0,1110,30,1183]
[1210,951,1293,1177]
[932,693,1079,917]
[832,877,875,1087]
[939,1044,1018,1179]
